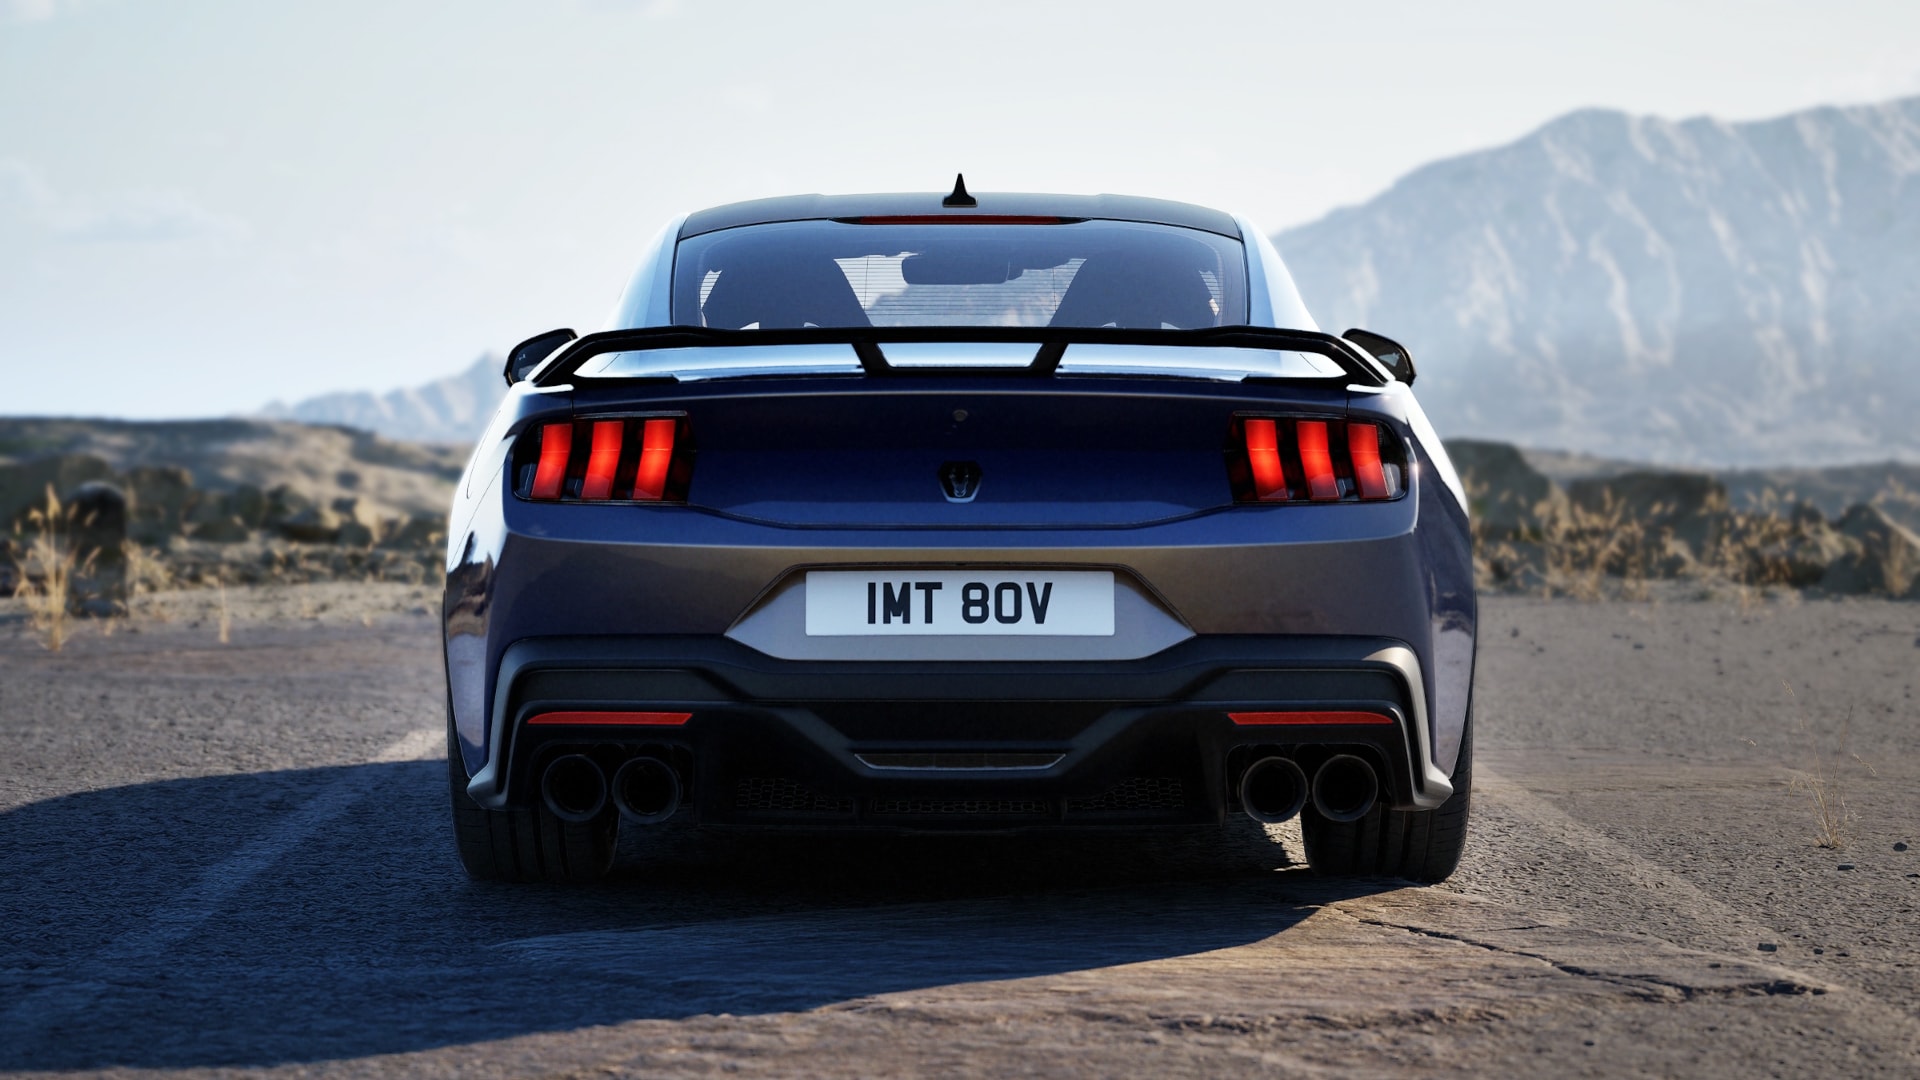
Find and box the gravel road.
[2,588,1916,1077]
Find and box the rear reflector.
[1294,421,1340,501]
[1347,422,1390,500]
[1243,418,1288,500]
[527,711,693,726]
[531,423,572,501]
[515,414,690,503]
[580,420,625,501]
[1229,711,1395,726]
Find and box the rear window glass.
[672,220,1247,330]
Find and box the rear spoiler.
[529,326,1392,388]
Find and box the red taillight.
[580,420,625,501]
[1229,711,1395,726]
[1294,420,1339,501]
[1243,418,1288,500]
[633,418,677,501]
[1231,417,1401,504]
[531,422,572,500]
[527,710,692,726]
[518,415,689,502]
[1347,422,1390,500]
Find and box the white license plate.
[805,570,1115,636]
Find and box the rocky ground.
[0,586,1915,1077]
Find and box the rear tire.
[449,722,616,883]
[1300,719,1472,883]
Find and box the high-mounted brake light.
[515,415,691,503]
[1229,417,1403,504]
[843,215,1075,225]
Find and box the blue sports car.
[443,178,1477,883]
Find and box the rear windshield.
[671,219,1247,330]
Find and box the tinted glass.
[672,220,1247,330]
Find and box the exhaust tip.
[612,756,682,825]
[1311,754,1380,823]
[1239,756,1309,824]
[540,753,608,823]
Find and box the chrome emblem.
[940,461,982,502]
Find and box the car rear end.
[443,201,1476,878]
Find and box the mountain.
[1277,96,1920,467]
[259,354,503,445]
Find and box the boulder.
[1821,504,1920,597]
[381,512,445,551]
[191,516,252,544]
[1569,471,1730,555]
[1446,440,1567,540]
[63,481,129,564]
[276,506,342,543]
[123,465,195,541]
[263,485,315,530]
[230,484,268,528]
[0,454,116,528]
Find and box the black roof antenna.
[942,173,977,208]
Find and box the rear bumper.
[466,634,1454,828]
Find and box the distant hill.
[1279,96,1920,467]
[259,354,503,446]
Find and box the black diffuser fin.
[942,173,977,208]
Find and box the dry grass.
[1782,681,1858,851]
[120,540,175,622]
[216,575,232,644]
[8,486,96,652]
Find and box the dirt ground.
[1,587,1916,1077]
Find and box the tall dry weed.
[9,486,96,652]
[1782,681,1858,850]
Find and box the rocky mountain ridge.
[258,353,503,446]
[1279,95,1920,467]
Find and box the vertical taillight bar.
[530,423,572,500]
[632,418,677,500]
[1347,423,1390,500]
[1294,421,1340,501]
[1243,418,1288,500]
[580,420,625,500]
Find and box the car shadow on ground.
[1,760,1403,1070]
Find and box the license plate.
[804,570,1115,636]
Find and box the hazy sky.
[4,0,1918,418]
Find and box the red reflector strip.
[1294,420,1339,501]
[1243,418,1288,500]
[530,423,572,500]
[632,418,676,500]
[849,214,1070,225]
[1229,711,1395,726]
[1348,423,1390,500]
[580,420,625,500]
[526,711,692,726]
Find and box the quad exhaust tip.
[540,754,608,823]
[612,756,682,825]
[1311,754,1380,823]
[1239,756,1309,824]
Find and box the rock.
[229,484,267,528]
[185,491,234,526]
[1820,504,1920,597]
[276,506,342,543]
[380,512,445,551]
[1479,539,1549,591]
[191,516,252,544]
[1747,511,1856,588]
[337,520,376,548]
[122,465,194,541]
[1569,471,1730,556]
[1758,942,1778,952]
[1895,842,1908,852]
[262,485,315,530]
[1836,863,1855,871]
[1446,440,1567,540]
[0,454,116,527]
